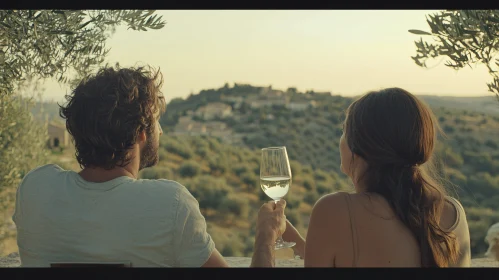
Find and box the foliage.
[139,166,173,180]
[409,10,499,99]
[0,10,165,94]
[218,196,249,218]
[0,94,48,252]
[161,136,194,159]
[178,160,201,177]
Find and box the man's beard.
[139,134,159,170]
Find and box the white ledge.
[0,252,497,267]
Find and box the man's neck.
[78,146,141,183]
[79,165,138,183]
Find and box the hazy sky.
[39,10,493,103]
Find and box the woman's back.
[331,192,470,267]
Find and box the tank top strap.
[444,196,463,232]
[344,193,360,267]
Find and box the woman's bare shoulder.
[309,192,352,241]
[311,192,351,218]
[315,191,350,205]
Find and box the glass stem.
[274,199,284,244]
[276,236,286,244]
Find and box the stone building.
[194,102,232,120]
[47,122,70,148]
[287,100,317,111]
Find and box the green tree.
[140,166,173,180]
[190,176,231,210]
[442,147,464,167]
[409,10,499,99]
[241,171,258,189]
[0,94,48,252]
[1,10,165,93]
[162,136,194,159]
[218,196,249,218]
[303,192,319,206]
[443,125,455,134]
[179,160,201,178]
[302,177,314,191]
[485,139,498,149]
[286,209,301,228]
[208,156,228,175]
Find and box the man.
[12,64,285,267]
[485,223,499,261]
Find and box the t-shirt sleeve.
[12,164,56,225]
[172,187,215,267]
[12,177,23,224]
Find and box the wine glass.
[260,146,296,250]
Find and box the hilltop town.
[168,85,328,146]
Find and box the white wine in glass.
[260,146,296,250]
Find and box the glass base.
[275,241,296,250]
[294,254,303,260]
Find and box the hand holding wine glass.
[256,200,287,242]
[260,146,296,250]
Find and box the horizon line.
[37,92,497,103]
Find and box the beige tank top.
[343,194,471,267]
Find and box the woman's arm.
[282,220,305,258]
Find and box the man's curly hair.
[59,64,166,170]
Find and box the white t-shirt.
[12,164,215,267]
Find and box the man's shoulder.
[136,178,192,196]
[134,178,199,209]
[22,164,65,182]
[137,178,184,189]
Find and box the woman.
[272,88,471,267]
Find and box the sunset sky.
[38,10,493,103]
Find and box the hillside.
[29,84,499,258]
[417,95,499,116]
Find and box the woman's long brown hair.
[344,88,459,267]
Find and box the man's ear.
[137,130,147,145]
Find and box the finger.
[277,199,286,208]
[267,200,277,210]
[279,215,287,235]
[260,201,273,211]
[275,199,286,212]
